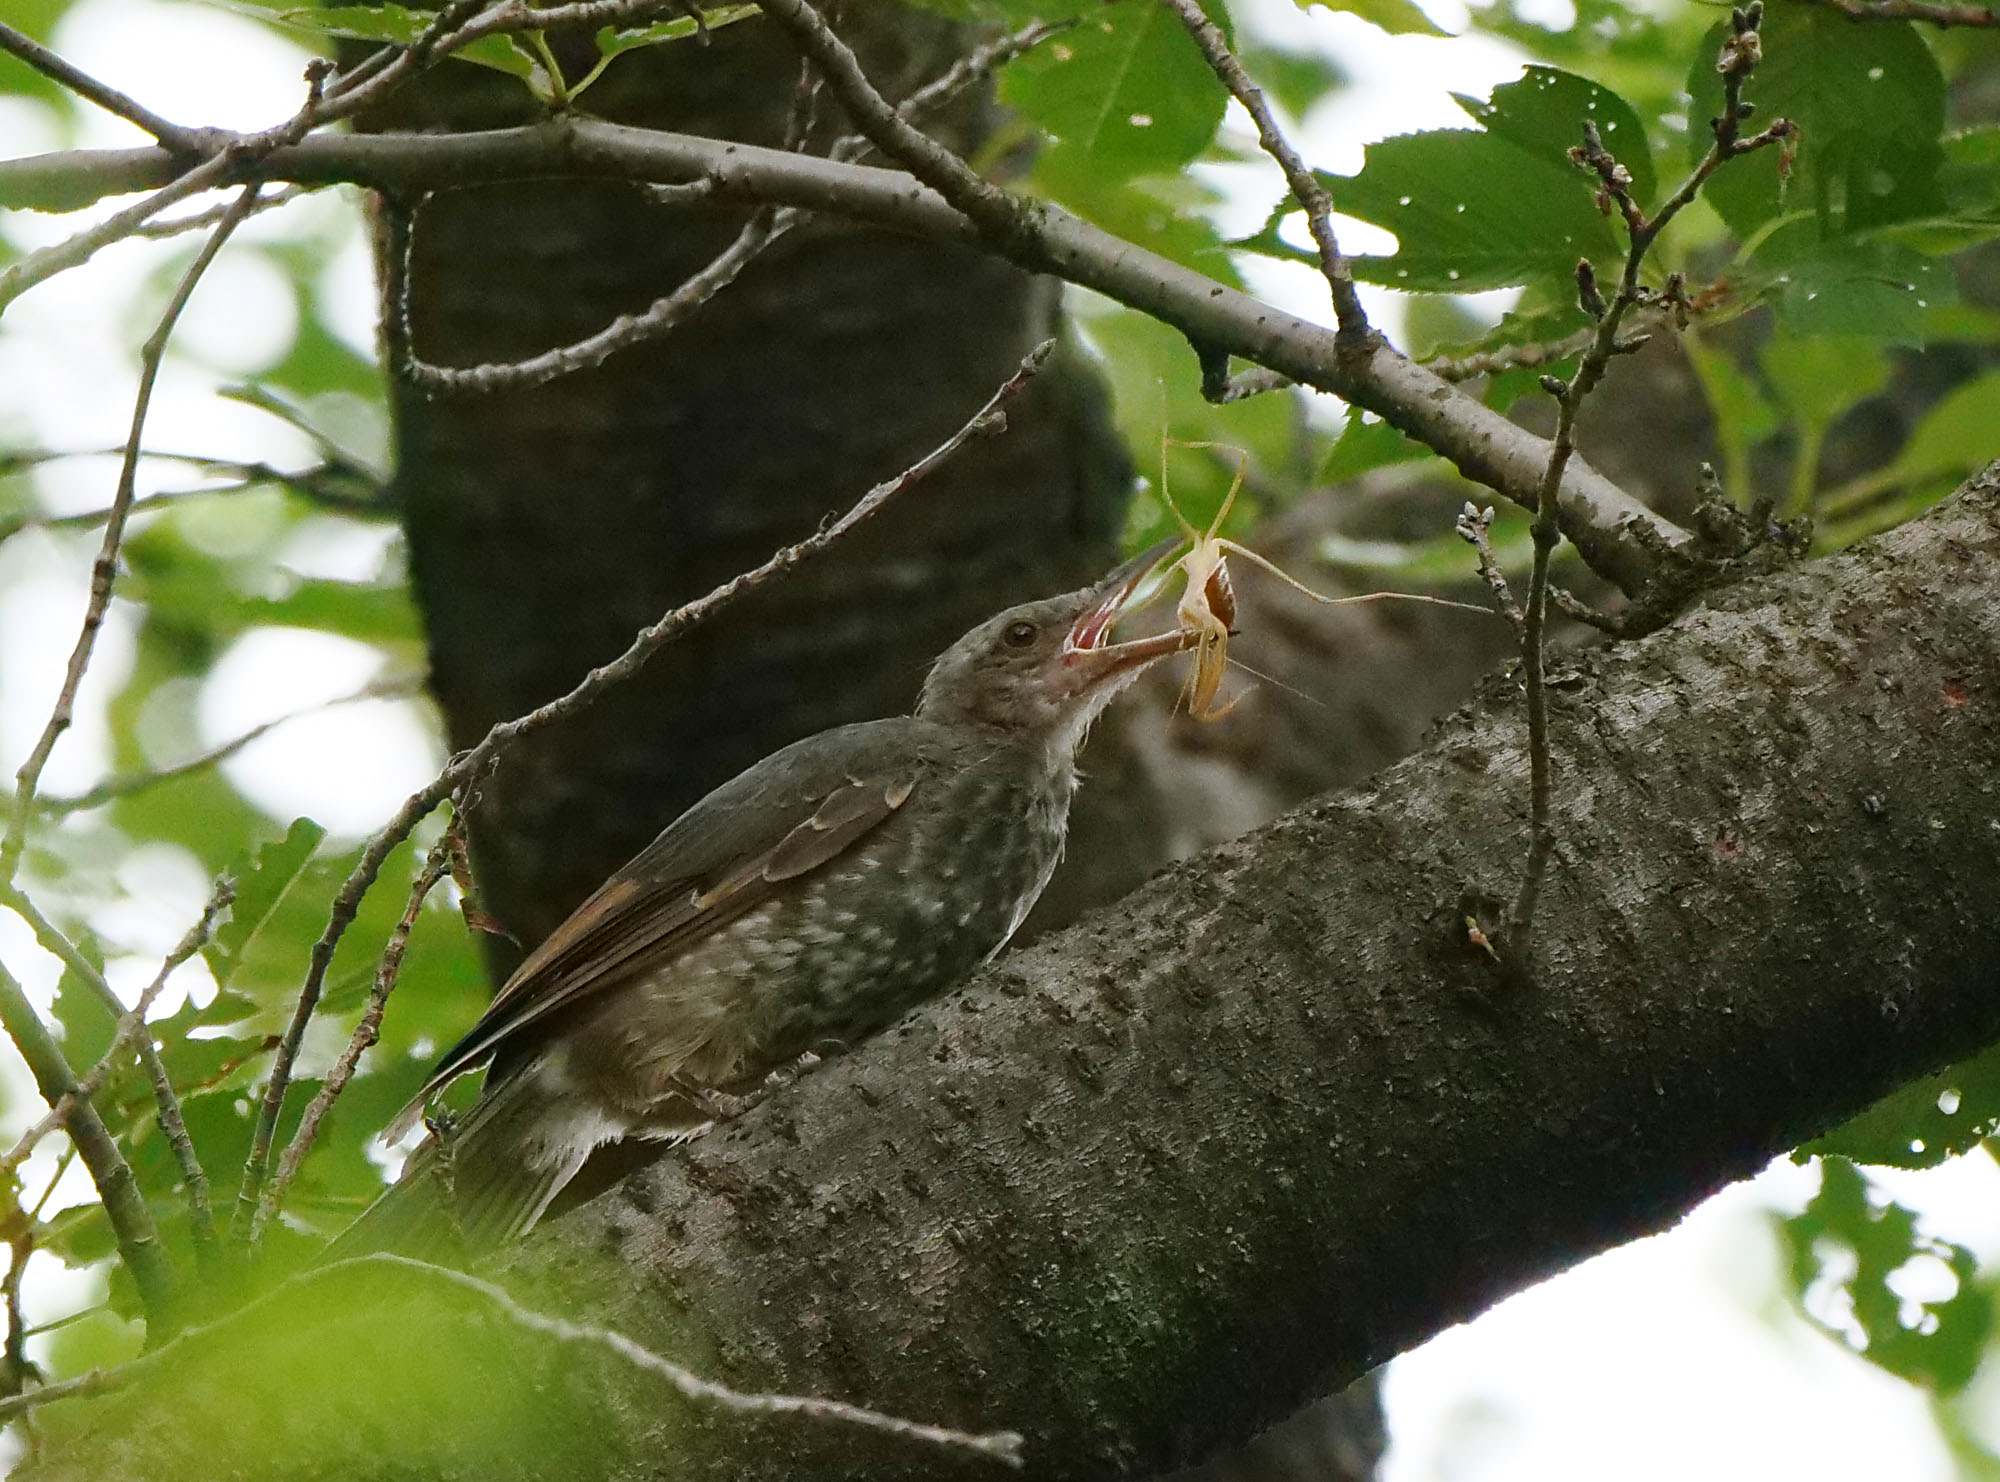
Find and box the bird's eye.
[1004,620,1038,648]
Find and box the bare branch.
[1,184,265,893]
[0,879,233,1184]
[0,449,387,531]
[1159,0,1368,337]
[228,339,1061,1246]
[257,840,452,1234]
[1499,2,1794,962]
[0,22,200,150]
[754,0,1034,247]
[0,118,1683,579]
[401,203,784,395]
[36,679,421,818]
[361,1256,1026,1466]
[0,959,174,1319]
[1454,503,1524,639]
[0,886,221,1256]
[132,183,310,239]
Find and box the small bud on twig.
[1575,259,1606,320]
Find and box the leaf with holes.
[1779,1158,1992,1393]
[1308,68,1646,294]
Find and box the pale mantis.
[1147,440,1500,720]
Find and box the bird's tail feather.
[318,1070,592,1263]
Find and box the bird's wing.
[394,720,930,1128]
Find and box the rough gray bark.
[29,468,2000,1482]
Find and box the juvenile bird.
[334,540,1188,1254]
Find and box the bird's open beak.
[1063,537,1190,674]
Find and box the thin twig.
[37,678,422,817]
[1198,363,1294,404]
[22,1299,108,1342]
[1502,2,1792,962]
[0,879,233,1185]
[410,11,1063,392]
[0,1251,1026,1465]
[0,449,386,532]
[1429,327,1601,383]
[830,18,1075,167]
[755,0,1032,247]
[1549,586,1630,636]
[402,207,784,393]
[2,1230,36,1403]
[256,840,452,1235]
[0,23,201,150]
[1159,0,1367,337]
[0,887,222,1256]
[0,960,174,1320]
[1454,503,1524,639]
[2,174,286,880]
[133,183,310,239]
[229,338,1060,1246]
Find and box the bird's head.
[917,539,1188,747]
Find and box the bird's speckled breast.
[758,748,1072,1051]
[574,741,1074,1117]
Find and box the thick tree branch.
[27,468,2000,1481]
[0,123,1683,592]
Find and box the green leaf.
[1758,333,1889,439]
[1801,1038,2000,1170]
[1683,335,1777,504]
[1002,2,1231,183]
[1849,368,2000,504]
[1455,65,1655,208]
[203,817,326,994]
[52,958,119,1074]
[1689,10,1946,243]
[191,0,427,44]
[591,4,758,62]
[1236,43,1349,121]
[1078,304,1304,552]
[1940,123,2000,221]
[1032,153,1244,280]
[1771,237,1953,345]
[1321,408,1433,484]
[1321,68,1646,294]
[190,0,536,81]
[1291,0,1446,38]
[1779,1158,1993,1393]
